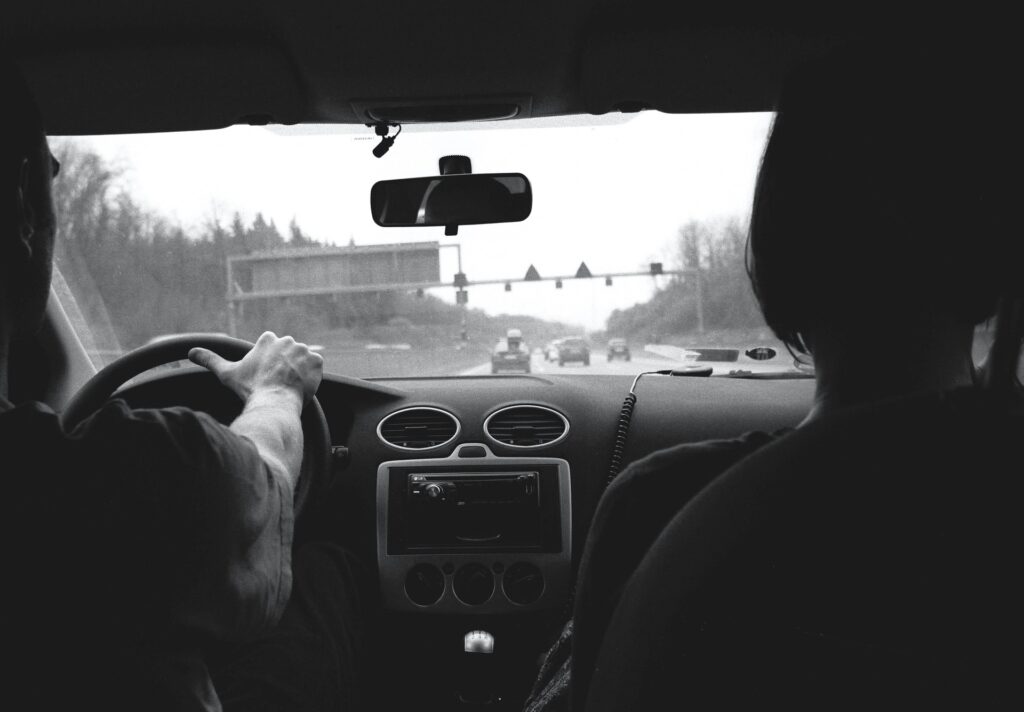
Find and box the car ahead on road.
[558,337,591,366]
[606,338,631,362]
[491,338,531,374]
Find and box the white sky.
[63,111,773,331]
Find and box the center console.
[377,442,572,614]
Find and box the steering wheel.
[61,334,330,516]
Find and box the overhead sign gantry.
[226,242,697,335]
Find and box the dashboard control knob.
[405,563,445,606]
[422,481,454,503]
[502,562,544,605]
[453,563,494,605]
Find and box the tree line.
[604,218,769,344]
[51,141,326,353]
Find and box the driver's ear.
[14,157,36,261]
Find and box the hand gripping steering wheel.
[61,334,330,516]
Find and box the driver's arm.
[177,331,322,632]
[190,332,323,496]
[63,332,323,640]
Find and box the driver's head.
[747,40,1010,357]
[1,56,58,336]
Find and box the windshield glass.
[52,111,806,378]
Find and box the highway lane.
[460,350,676,376]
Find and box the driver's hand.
[188,331,323,407]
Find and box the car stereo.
[377,444,571,614]
[396,470,557,552]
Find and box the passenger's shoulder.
[615,430,785,490]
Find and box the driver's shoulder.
[0,399,63,444]
[0,398,256,479]
[70,400,259,470]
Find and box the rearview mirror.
[371,173,532,227]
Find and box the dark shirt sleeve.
[570,431,779,710]
[73,399,296,640]
[2,399,295,643]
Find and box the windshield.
[52,111,808,378]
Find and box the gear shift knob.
[464,629,494,654]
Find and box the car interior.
[4,2,1021,710]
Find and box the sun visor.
[18,42,306,135]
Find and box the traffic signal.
[504,282,512,292]
[605,276,613,286]
[454,272,469,288]
[416,288,424,298]
[456,289,468,304]
[555,279,563,289]
[649,262,663,275]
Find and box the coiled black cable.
[606,391,638,487]
[563,370,677,616]
[605,370,681,489]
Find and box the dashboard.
[117,367,813,707]
[119,368,814,604]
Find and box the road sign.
[228,241,441,300]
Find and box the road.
[461,350,675,376]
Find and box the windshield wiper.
[648,366,714,377]
[720,370,815,380]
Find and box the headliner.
[3,1,866,135]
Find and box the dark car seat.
[585,385,1024,710]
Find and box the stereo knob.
[405,564,445,606]
[503,562,544,605]
[423,481,453,503]
[453,563,494,605]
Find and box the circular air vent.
[377,406,460,450]
[484,405,569,448]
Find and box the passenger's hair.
[0,55,46,198]
[747,41,1008,355]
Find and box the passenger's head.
[747,40,1009,356]
[1,57,57,335]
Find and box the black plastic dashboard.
[116,368,814,571]
[309,371,815,577]
[114,367,814,705]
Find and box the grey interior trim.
[376,405,462,452]
[483,403,570,449]
[376,442,572,614]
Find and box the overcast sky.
[63,111,773,331]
